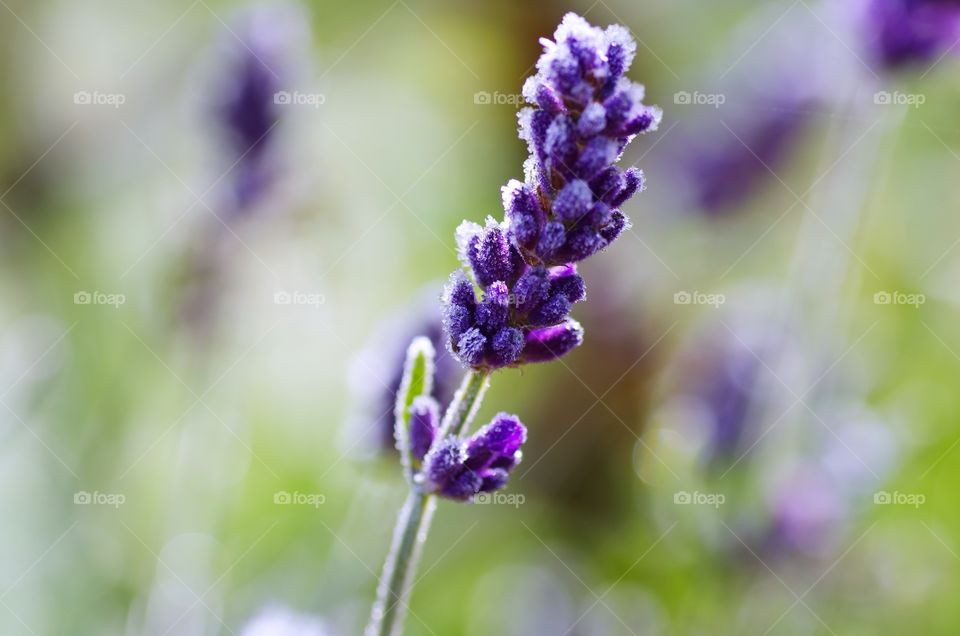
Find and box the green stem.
[365,369,490,636]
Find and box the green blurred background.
[2,0,959,634]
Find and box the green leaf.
[394,336,435,481]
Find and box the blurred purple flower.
[350,290,460,452]
[442,14,659,369]
[212,5,305,214]
[679,99,813,214]
[865,0,960,69]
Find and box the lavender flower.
[442,14,659,370]
[369,16,660,636]
[863,0,960,69]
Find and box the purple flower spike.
[408,396,439,462]
[521,318,584,364]
[512,13,659,266]
[441,14,652,370]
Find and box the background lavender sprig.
[368,13,660,636]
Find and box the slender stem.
[366,491,435,636]
[366,369,490,636]
[439,368,490,438]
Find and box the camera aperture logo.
[674,490,725,509]
[74,490,125,508]
[673,290,725,308]
[873,490,925,509]
[873,290,925,308]
[74,290,125,308]
[473,492,525,508]
[874,91,925,109]
[273,90,325,108]
[273,290,325,308]
[673,90,725,108]
[473,91,524,106]
[73,90,126,108]
[274,490,326,508]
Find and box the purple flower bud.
[536,221,567,259]
[462,219,522,288]
[529,293,571,327]
[577,102,607,138]
[623,109,658,136]
[562,225,607,262]
[478,468,510,493]
[604,25,636,82]
[456,327,488,366]
[575,137,619,180]
[442,271,476,342]
[408,396,439,462]
[548,265,586,303]
[534,83,565,114]
[521,318,584,363]
[545,115,577,170]
[502,179,546,249]
[441,470,484,501]
[553,180,593,221]
[599,211,629,244]
[590,167,623,205]
[610,167,643,207]
[513,267,551,314]
[423,436,466,485]
[466,413,527,469]
[491,327,524,367]
[477,281,510,332]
